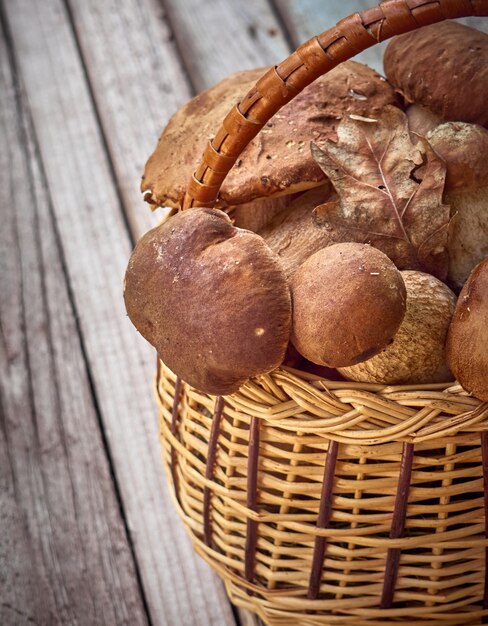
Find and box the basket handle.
[182,0,488,209]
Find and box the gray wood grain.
[274,0,488,74]
[0,17,148,626]
[66,0,192,237]
[162,0,291,92]
[65,2,290,623]
[2,0,236,624]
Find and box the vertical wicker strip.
[428,441,457,606]
[203,396,225,547]
[308,439,339,600]
[170,376,182,500]
[335,454,368,601]
[481,431,488,623]
[245,416,261,585]
[268,434,304,591]
[222,414,244,571]
[381,442,414,608]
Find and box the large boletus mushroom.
[142,62,397,231]
[402,114,488,290]
[384,22,488,128]
[124,208,292,395]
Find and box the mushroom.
[339,271,457,385]
[384,22,488,128]
[290,243,407,368]
[426,122,488,290]
[226,192,304,234]
[447,258,488,401]
[142,61,398,231]
[400,115,488,291]
[259,183,337,278]
[124,208,291,395]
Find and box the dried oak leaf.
[311,106,450,279]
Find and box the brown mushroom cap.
[340,271,457,385]
[426,122,488,191]
[290,243,407,368]
[142,62,397,209]
[447,258,488,401]
[384,22,488,128]
[124,208,292,395]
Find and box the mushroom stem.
[259,183,334,279]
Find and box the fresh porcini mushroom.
[141,62,398,231]
[290,243,407,368]
[426,122,488,290]
[447,258,488,401]
[259,184,336,278]
[124,208,292,395]
[384,22,488,128]
[339,271,457,385]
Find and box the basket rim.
[156,360,488,446]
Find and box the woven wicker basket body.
[155,1,488,624]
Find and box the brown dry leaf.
[311,106,450,279]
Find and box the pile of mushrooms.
[125,21,488,402]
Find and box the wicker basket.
[154,2,488,624]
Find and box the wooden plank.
[274,1,488,74]
[2,1,236,625]
[0,19,147,626]
[161,0,291,92]
[66,0,193,237]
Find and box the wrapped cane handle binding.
[183,0,488,209]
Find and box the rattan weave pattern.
[156,363,488,624]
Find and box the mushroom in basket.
[124,21,488,401]
[124,207,292,396]
[125,61,398,395]
[448,258,488,401]
[141,60,397,230]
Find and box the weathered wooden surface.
[2,1,487,625]
[1,0,235,624]
[0,16,147,625]
[162,0,290,92]
[66,0,192,237]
